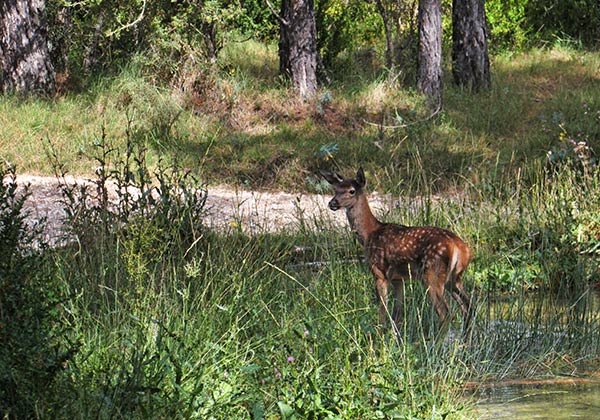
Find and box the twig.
[363,102,442,130]
[265,0,289,26]
[106,0,147,38]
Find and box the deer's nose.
[328,198,340,211]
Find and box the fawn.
[321,168,473,336]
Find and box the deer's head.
[320,168,366,211]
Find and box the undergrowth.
[1,42,599,419]
[1,45,598,193]
[2,127,599,417]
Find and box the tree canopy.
[2,0,599,96]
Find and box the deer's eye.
[349,189,356,195]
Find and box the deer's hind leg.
[424,264,451,334]
[449,273,473,337]
[391,280,405,325]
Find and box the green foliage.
[485,0,600,50]
[316,0,382,69]
[485,0,530,50]
[0,163,74,419]
[465,106,598,295]
[525,0,600,48]
[44,0,600,91]
[47,0,253,82]
[474,162,599,294]
[49,127,206,292]
[236,0,279,40]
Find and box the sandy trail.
[13,175,391,243]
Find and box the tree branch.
[265,0,289,26]
[105,0,147,38]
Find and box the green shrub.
[486,0,530,50]
[51,129,206,295]
[526,0,600,48]
[0,163,75,419]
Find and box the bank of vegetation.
[1,1,600,419]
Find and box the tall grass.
[3,135,598,418]
[3,137,476,418]
[383,155,600,380]
[52,222,468,417]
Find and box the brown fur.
[321,168,473,337]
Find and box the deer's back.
[365,223,470,272]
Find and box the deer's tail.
[446,244,471,286]
[445,248,460,285]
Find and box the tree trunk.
[82,10,105,74]
[452,0,490,91]
[374,0,395,70]
[201,20,219,64]
[417,0,442,110]
[0,0,55,95]
[279,0,318,99]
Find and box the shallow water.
[473,290,600,419]
[475,382,600,419]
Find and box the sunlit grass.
[1,46,598,194]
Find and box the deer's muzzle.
[328,199,340,211]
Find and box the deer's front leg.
[372,267,389,326]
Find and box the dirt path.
[15,175,391,243]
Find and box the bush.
[485,0,529,50]
[486,0,600,50]
[526,0,600,48]
[0,163,75,419]
[50,128,206,295]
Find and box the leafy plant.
[525,0,600,47]
[485,0,529,50]
[50,124,206,290]
[0,163,75,419]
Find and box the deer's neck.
[346,194,382,244]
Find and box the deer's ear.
[320,169,344,185]
[356,167,366,188]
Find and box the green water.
[472,289,600,418]
[475,382,600,419]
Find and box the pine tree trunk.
[279,0,291,78]
[417,0,443,110]
[279,0,318,99]
[0,0,55,95]
[452,0,490,91]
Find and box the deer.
[321,168,473,338]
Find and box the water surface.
[475,381,600,419]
